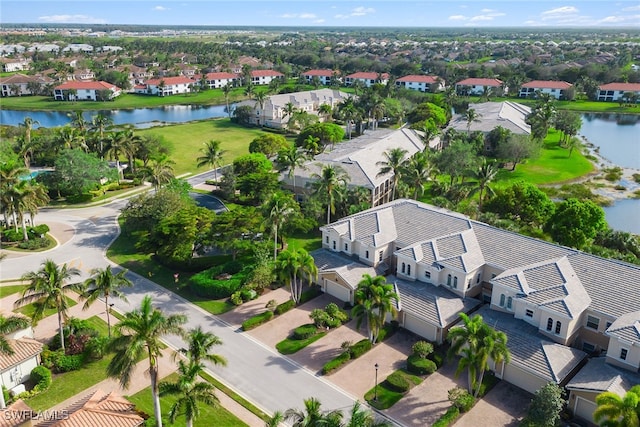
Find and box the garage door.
[403,313,437,341]
[325,280,351,302]
[502,364,546,394]
[574,397,596,423]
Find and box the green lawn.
[276,330,328,355]
[127,373,248,427]
[364,369,423,410]
[16,296,77,321]
[84,315,111,337]
[285,231,323,253]
[136,119,265,175]
[0,284,26,298]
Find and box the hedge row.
[385,371,411,393]
[407,354,438,375]
[241,311,274,331]
[189,262,246,299]
[275,300,295,315]
[322,338,373,375]
[293,324,318,340]
[432,406,461,427]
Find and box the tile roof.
[521,80,573,89]
[52,390,144,427]
[396,75,440,84]
[204,72,237,80]
[346,72,390,80]
[0,338,43,372]
[448,101,531,135]
[0,73,52,85]
[303,69,335,77]
[456,78,503,87]
[599,82,640,92]
[567,357,640,395]
[0,400,34,427]
[54,81,120,91]
[606,311,640,345]
[144,76,194,86]
[251,70,284,77]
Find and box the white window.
[555,321,562,334]
[401,263,406,274]
[546,318,553,331]
[325,236,329,243]
[407,264,411,276]
[586,315,600,330]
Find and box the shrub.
[31,224,50,236]
[189,268,243,299]
[377,322,398,342]
[265,299,278,311]
[2,228,22,242]
[55,354,84,372]
[310,308,330,328]
[84,336,109,360]
[298,286,322,304]
[448,387,475,413]
[242,311,274,331]
[325,303,349,324]
[412,341,434,358]
[385,371,410,393]
[230,292,243,306]
[293,324,318,340]
[17,238,49,250]
[407,354,437,375]
[432,405,460,427]
[2,386,9,406]
[240,289,257,302]
[349,339,373,359]
[275,299,295,315]
[223,260,244,274]
[322,352,351,375]
[30,366,52,391]
[432,352,444,368]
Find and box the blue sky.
[1,1,639,28]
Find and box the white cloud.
[38,14,106,24]
[448,15,468,21]
[334,14,348,20]
[314,19,326,24]
[470,15,495,22]
[280,12,317,19]
[541,6,579,19]
[599,14,640,23]
[481,8,494,13]
[351,7,375,16]
[622,5,640,11]
[153,6,169,11]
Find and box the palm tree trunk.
[475,368,486,398]
[105,297,111,338]
[186,418,193,427]
[149,360,163,427]
[21,216,29,241]
[58,310,65,351]
[326,201,331,225]
[273,224,278,261]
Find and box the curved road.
[0,197,359,421]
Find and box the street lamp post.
[374,363,379,401]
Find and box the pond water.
[0,104,231,128]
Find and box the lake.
[0,104,231,128]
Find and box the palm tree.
[18,117,39,162]
[447,313,511,397]
[196,140,226,184]
[275,248,318,304]
[9,179,49,240]
[263,192,297,260]
[265,411,284,427]
[463,108,481,135]
[254,90,268,127]
[107,295,187,427]
[311,164,349,225]
[222,83,233,119]
[465,159,498,211]
[339,97,359,139]
[14,260,83,351]
[178,326,227,367]
[376,147,409,201]
[345,401,391,427]
[90,113,113,158]
[159,359,218,427]
[284,397,343,427]
[146,156,176,190]
[81,265,133,338]
[318,103,332,122]
[0,314,30,355]
[594,385,640,427]
[275,145,308,192]
[402,151,432,200]
[244,83,255,99]
[352,274,399,344]
[14,136,36,169]
[282,102,297,128]
[0,161,28,228]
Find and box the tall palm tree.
[13,136,36,169]
[338,97,360,139]
[196,140,226,184]
[345,401,391,427]
[463,108,481,135]
[81,265,133,338]
[159,359,217,427]
[107,295,187,427]
[146,156,176,190]
[222,83,233,119]
[447,313,511,397]
[311,164,349,225]
[9,180,49,240]
[275,248,318,304]
[466,159,498,211]
[402,151,432,200]
[90,113,113,158]
[376,147,409,202]
[14,260,83,351]
[263,192,297,261]
[178,326,227,368]
[275,145,308,192]
[265,411,284,427]
[254,90,268,127]
[594,385,640,427]
[0,314,30,355]
[0,161,28,228]
[283,102,297,127]
[18,117,39,163]
[318,103,332,122]
[285,397,343,427]
[352,274,399,344]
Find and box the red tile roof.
[250,70,284,77]
[52,390,144,427]
[397,75,439,84]
[456,78,503,87]
[0,73,52,85]
[54,81,120,91]
[205,72,237,80]
[144,76,195,86]
[521,80,572,89]
[0,338,43,371]
[599,82,640,91]
[302,69,335,77]
[0,400,34,427]
[346,72,390,80]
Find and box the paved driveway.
[454,381,531,427]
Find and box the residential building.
[61,43,94,53]
[249,70,284,86]
[597,82,640,102]
[50,390,144,426]
[54,81,122,101]
[0,312,43,398]
[447,101,531,135]
[344,72,390,88]
[455,78,505,96]
[0,58,31,73]
[302,69,338,86]
[203,72,238,89]
[0,73,53,97]
[519,80,573,100]
[133,76,195,96]
[283,128,424,206]
[315,198,640,403]
[234,88,349,128]
[395,75,444,93]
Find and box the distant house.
[0,73,53,97]
[396,75,444,93]
[61,43,94,53]
[54,81,122,101]
[134,76,195,96]
[519,80,573,100]
[302,69,338,86]
[203,72,238,89]
[455,78,505,96]
[597,82,640,102]
[249,70,284,86]
[0,58,31,73]
[344,72,390,88]
[49,389,144,426]
[447,101,531,136]
[72,69,96,81]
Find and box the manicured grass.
[0,284,26,298]
[364,369,423,410]
[84,315,111,337]
[276,330,328,355]
[26,353,113,411]
[136,119,265,175]
[15,296,77,321]
[286,231,323,253]
[127,373,248,427]
[199,371,270,422]
[107,229,235,316]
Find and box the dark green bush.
[2,228,22,242]
[223,260,244,274]
[242,311,274,331]
[275,300,295,315]
[385,371,410,393]
[66,193,93,204]
[189,266,244,298]
[407,354,438,375]
[432,406,460,427]
[17,238,49,250]
[240,289,257,301]
[377,322,398,342]
[31,224,50,236]
[349,339,372,359]
[432,352,444,368]
[30,366,52,390]
[448,388,475,413]
[84,336,110,360]
[55,354,84,372]
[322,352,351,375]
[293,324,318,340]
[299,286,322,304]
